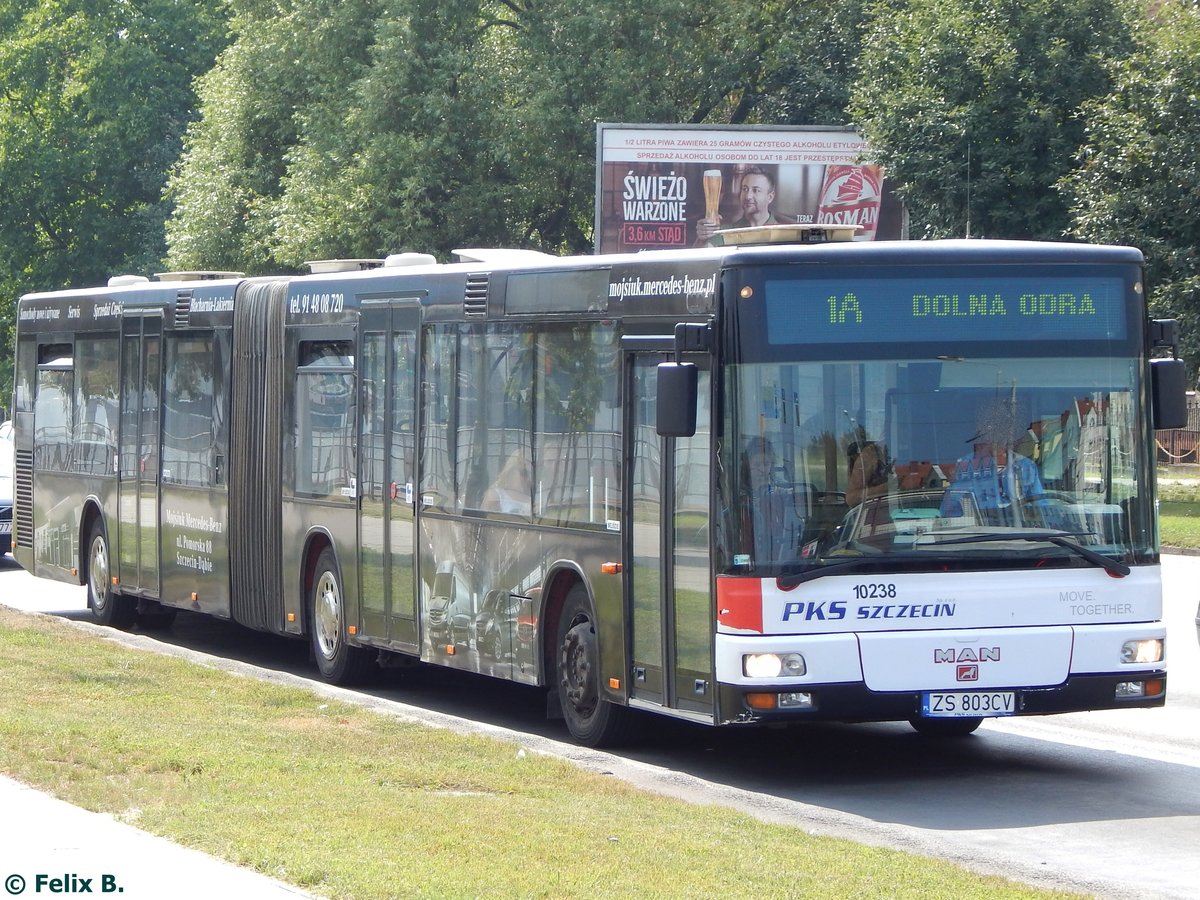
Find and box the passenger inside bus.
[939,405,1047,525]
[845,440,891,508]
[740,436,806,563]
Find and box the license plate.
[921,691,1016,718]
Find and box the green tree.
[1064,0,1200,372]
[265,0,510,263]
[164,0,384,272]
[850,0,1135,240]
[166,0,870,266]
[0,0,227,406]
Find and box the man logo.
[934,647,1000,663]
[957,665,980,682]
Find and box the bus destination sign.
[765,273,1128,344]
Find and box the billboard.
[595,124,905,254]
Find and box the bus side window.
[34,344,74,472]
[535,323,621,528]
[420,326,456,511]
[294,341,356,501]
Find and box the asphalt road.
[1,552,1197,899]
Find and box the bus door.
[117,312,162,595]
[626,353,714,720]
[358,301,420,649]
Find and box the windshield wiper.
[920,531,1130,577]
[777,556,907,588]
[777,532,1131,588]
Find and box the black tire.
[309,547,376,684]
[909,716,984,738]
[85,520,134,629]
[556,584,632,747]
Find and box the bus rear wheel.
[556,584,631,747]
[309,547,376,684]
[909,716,983,738]
[86,521,134,629]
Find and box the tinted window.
[457,325,533,516]
[534,324,621,528]
[295,342,355,500]
[163,336,218,487]
[73,337,119,476]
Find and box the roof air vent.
[107,275,150,287]
[453,248,553,264]
[384,253,438,268]
[155,271,245,282]
[306,259,383,273]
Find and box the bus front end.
[712,241,1167,735]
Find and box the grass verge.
[1157,474,1200,548]
[0,607,1073,899]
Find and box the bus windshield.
[720,352,1154,575]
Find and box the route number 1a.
[828,293,863,325]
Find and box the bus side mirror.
[1151,357,1189,430]
[656,362,698,437]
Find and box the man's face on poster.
[739,173,775,221]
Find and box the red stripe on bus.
[716,577,763,633]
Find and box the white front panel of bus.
[732,566,1161,636]
[858,626,1073,691]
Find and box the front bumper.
[717,671,1167,725]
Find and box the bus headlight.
[1121,639,1163,664]
[743,652,807,678]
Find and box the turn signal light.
[745,692,778,710]
[1115,679,1164,699]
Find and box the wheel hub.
[315,573,341,659]
[561,621,597,714]
[90,537,109,611]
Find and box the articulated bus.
[11,228,1189,745]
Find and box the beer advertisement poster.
[594,124,906,254]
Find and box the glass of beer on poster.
[702,169,722,228]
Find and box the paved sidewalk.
[0,775,316,899]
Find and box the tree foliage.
[165,0,870,269]
[0,0,227,407]
[1065,0,1200,368]
[14,0,1200,398]
[850,0,1135,240]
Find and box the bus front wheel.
[308,547,376,685]
[86,520,134,629]
[556,584,631,747]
